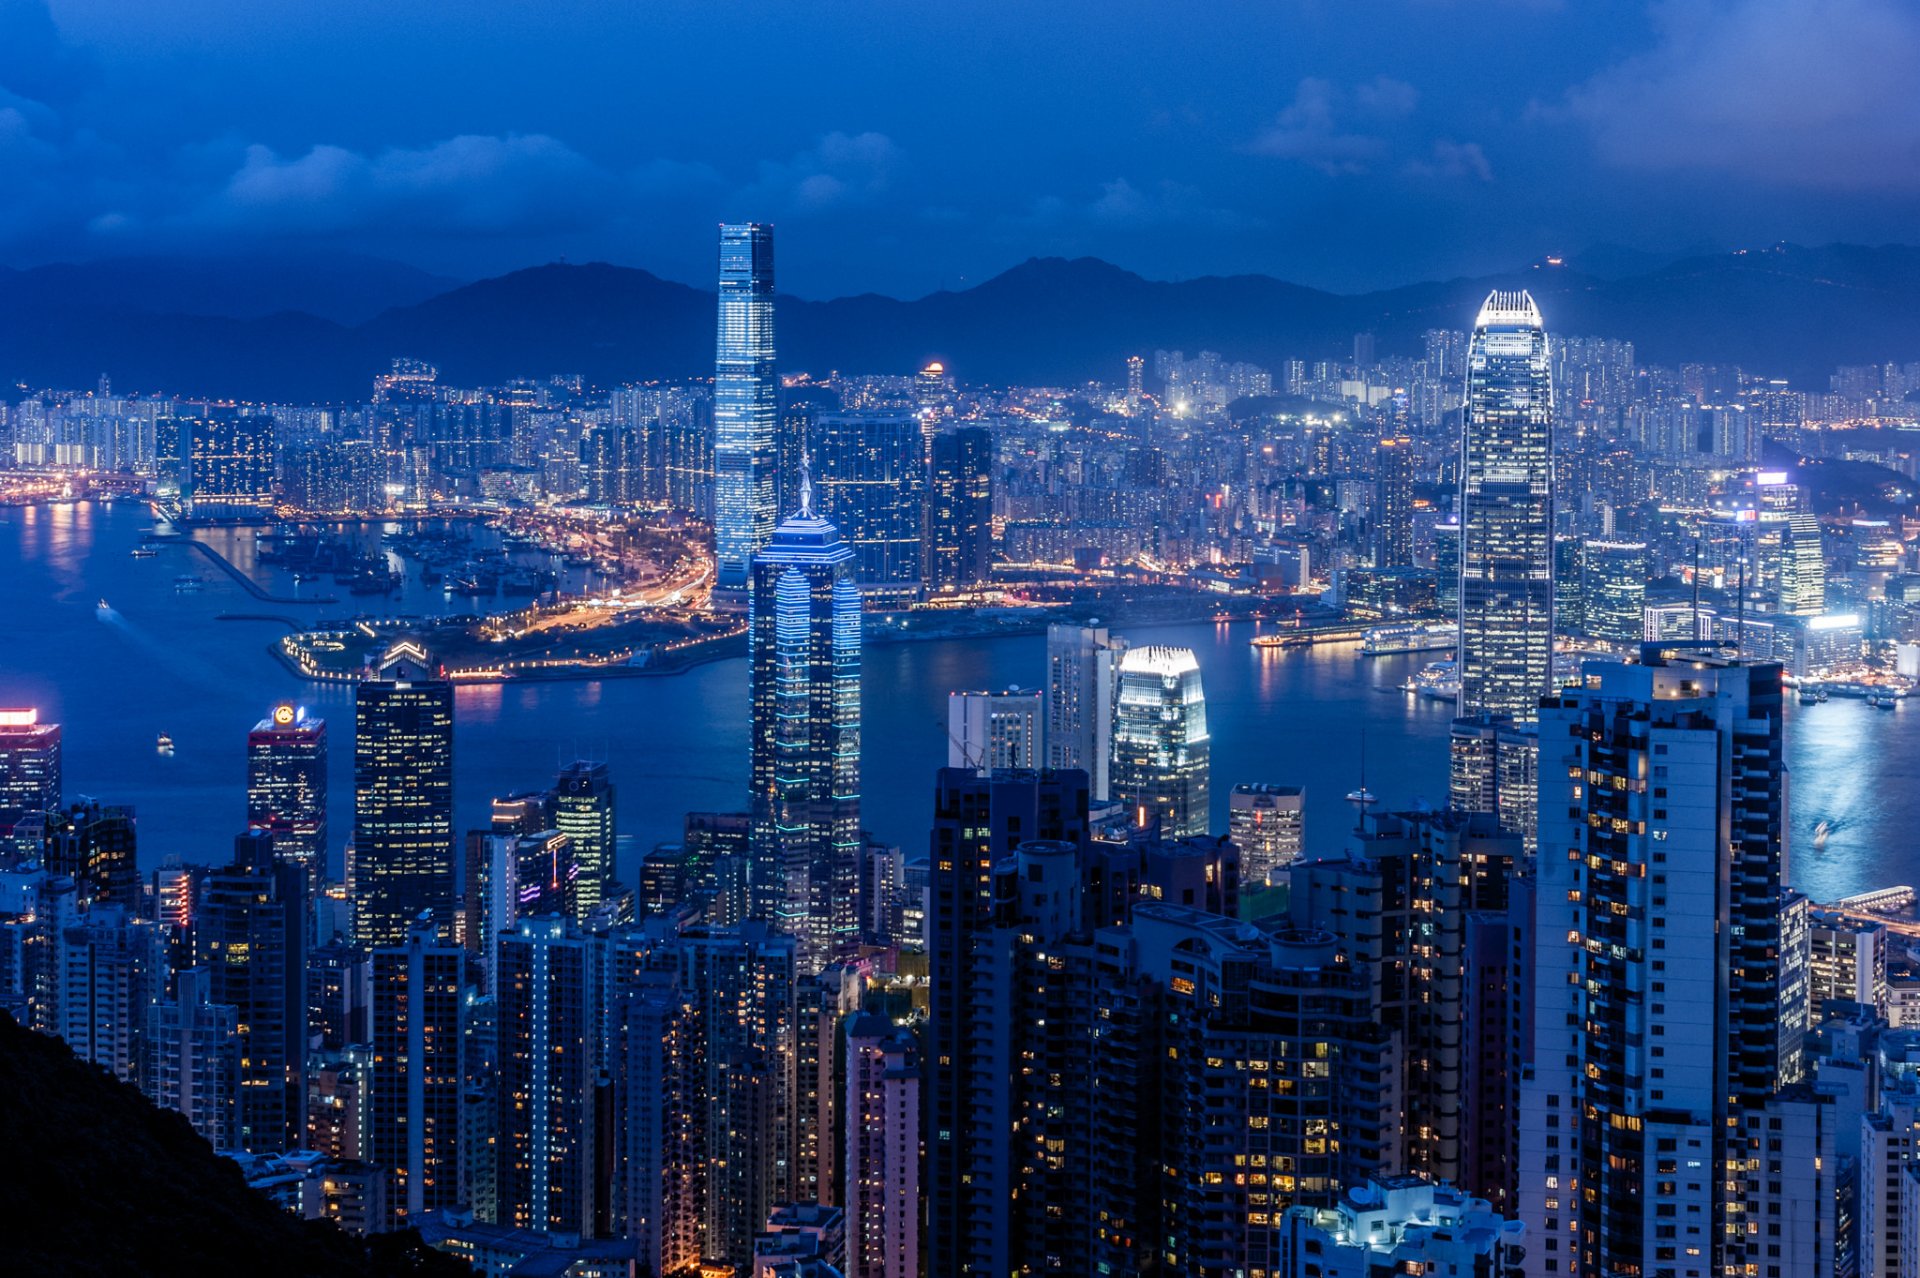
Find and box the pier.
[145,537,339,605]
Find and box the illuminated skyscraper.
[369,916,468,1226]
[1112,645,1211,838]
[1521,651,1806,1278]
[1374,393,1416,569]
[845,1013,920,1278]
[0,708,60,857]
[1457,290,1554,720]
[1782,513,1826,616]
[246,702,328,886]
[747,471,863,974]
[495,915,599,1238]
[812,410,925,606]
[1044,623,1127,799]
[924,425,993,593]
[552,760,615,923]
[1580,539,1648,642]
[351,645,455,948]
[714,222,778,590]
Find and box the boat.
[155,733,174,756]
[1798,689,1821,706]
[1872,693,1898,711]
[1813,821,1831,851]
[173,575,204,592]
[1250,632,1310,649]
[1345,787,1379,806]
[96,597,110,613]
[129,545,158,559]
[1361,621,1458,657]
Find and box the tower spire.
[799,449,814,518]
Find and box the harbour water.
[0,499,1910,902]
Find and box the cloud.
[1406,139,1493,181]
[193,134,609,236]
[1566,0,1920,190]
[737,130,902,213]
[1247,78,1387,174]
[1086,178,1260,231]
[1354,76,1419,118]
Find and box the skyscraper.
[44,800,139,908]
[369,916,468,1226]
[1374,395,1415,570]
[924,425,993,593]
[1111,645,1211,838]
[812,410,926,606]
[0,708,59,856]
[845,1013,920,1278]
[186,408,276,517]
[1520,649,1804,1278]
[714,222,778,590]
[495,915,599,1238]
[1227,782,1304,885]
[1044,623,1127,799]
[246,702,328,887]
[1782,512,1826,615]
[351,645,455,948]
[747,473,862,975]
[946,689,1042,771]
[1457,290,1554,721]
[1579,539,1648,642]
[197,830,307,1154]
[552,760,615,923]
[142,966,241,1152]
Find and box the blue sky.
[3,0,1918,296]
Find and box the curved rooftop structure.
[1474,288,1544,330]
[1118,644,1201,678]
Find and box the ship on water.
[1361,620,1458,657]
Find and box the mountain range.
[5,242,1920,402]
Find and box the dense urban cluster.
[5,224,1920,1278]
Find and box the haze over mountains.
[4,243,1918,401]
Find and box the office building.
[1457,290,1554,720]
[1782,513,1827,616]
[813,410,926,605]
[1447,714,1538,848]
[368,916,468,1226]
[0,708,60,856]
[945,688,1042,771]
[1111,645,1211,838]
[714,222,778,590]
[495,915,599,1238]
[197,831,308,1154]
[1809,910,1889,1020]
[1227,782,1304,885]
[844,1015,919,1278]
[924,424,993,593]
[246,703,328,886]
[1520,650,1807,1278]
[746,476,862,974]
[1580,539,1648,643]
[1044,623,1126,799]
[351,645,455,948]
[552,761,615,923]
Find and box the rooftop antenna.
[798,450,814,518]
[1345,727,1378,834]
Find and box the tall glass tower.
[747,469,863,974]
[1111,645,1211,837]
[1458,290,1554,720]
[246,702,328,888]
[714,223,778,590]
[351,643,455,948]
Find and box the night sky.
[3,0,1918,296]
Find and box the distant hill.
[3,242,1919,400]
[0,1013,469,1277]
